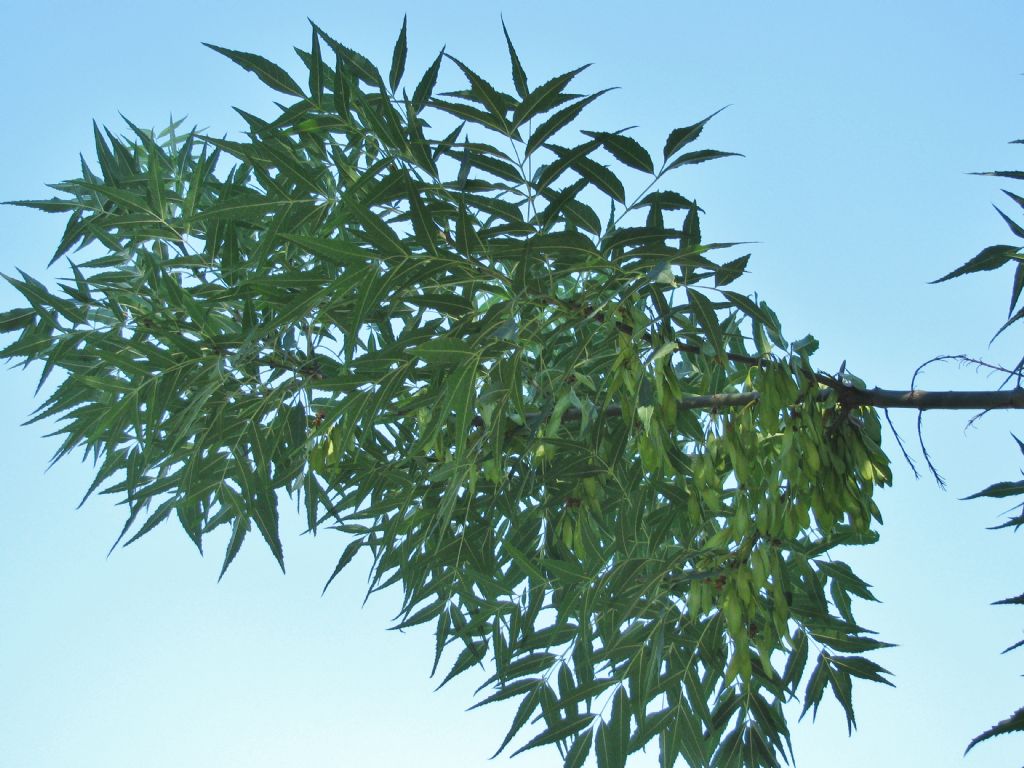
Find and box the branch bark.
[836,386,1024,410]
[550,386,1024,425]
[665,386,1024,412]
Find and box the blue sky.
[1,2,1022,766]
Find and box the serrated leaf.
[431,99,510,135]
[637,191,696,211]
[595,687,629,768]
[446,55,512,135]
[415,337,475,368]
[965,705,1024,755]
[564,730,593,768]
[993,592,1024,606]
[581,130,655,173]
[715,254,749,286]
[974,170,1024,181]
[389,16,408,92]
[664,149,742,172]
[512,65,590,130]
[282,234,380,266]
[351,204,409,258]
[570,154,626,203]
[687,288,725,359]
[1002,637,1024,654]
[412,47,445,112]
[663,107,726,161]
[511,713,596,757]
[437,639,487,689]
[493,684,545,757]
[1009,261,1024,316]
[6,197,79,213]
[449,355,480,460]
[721,290,776,335]
[800,654,829,720]
[536,139,601,192]
[204,44,305,98]
[963,480,1024,500]
[831,655,893,686]
[470,679,543,710]
[322,538,363,594]
[405,293,474,318]
[308,27,324,103]
[219,513,250,580]
[994,204,1024,240]
[502,20,529,98]
[931,244,1020,283]
[526,90,612,158]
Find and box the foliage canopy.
[1,19,1019,767]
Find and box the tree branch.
[837,386,1024,410]
[544,386,1024,427]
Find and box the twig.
[883,409,920,480]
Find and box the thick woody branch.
[836,386,1024,410]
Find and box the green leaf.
[493,684,545,757]
[974,170,1024,181]
[449,354,480,460]
[526,90,612,158]
[308,27,324,103]
[389,16,408,93]
[687,288,725,359]
[417,338,476,367]
[569,154,626,203]
[800,654,829,720]
[595,687,629,768]
[315,24,384,87]
[715,254,749,286]
[535,139,601,193]
[563,730,593,768]
[664,149,742,172]
[0,307,35,334]
[219,513,250,580]
[582,130,655,174]
[1003,637,1024,654]
[413,47,445,113]
[637,191,697,211]
[965,705,1024,755]
[470,679,544,710]
[931,244,1020,283]
[405,293,474,318]
[322,539,363,594]
[1009,261,1024,316]
[663,107,726,161]
[204,44,305,98]
[831,655,893,686]
[994,204,1024,240]
[351,205,410,258]
[512,65,590,130]
[511,713,596,757]
[993,592,1024,606]
[282,234,380,267]
[446,55,512,135]
[963,480,1024,500]
[721,289,776,333]
[431,99,511,136]
[5,197,79,213]
[437,639,487,688]
[502,20,529,98]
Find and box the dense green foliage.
[10,20,996,768]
